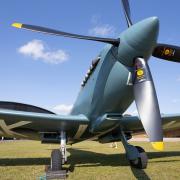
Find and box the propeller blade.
[153,43,180,63]
[133,57,164,151]
[12,23,119,46]
[121,0,133,27]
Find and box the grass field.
[0,140,179,180]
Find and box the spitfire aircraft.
[0,0,180,170]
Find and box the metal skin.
[133,58,163,142]
[153,43,180,62]
[71,17,159,138]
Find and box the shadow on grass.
[0,158,50,166]
[0,149,179,167]
[68,149,152,179]
[148,151,180,159]
[68,148,128,170]
[131,167,151,180]
[0,149,179,179]
[67,149,180,168]
[67,149,180,179]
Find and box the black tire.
[129,146,148,169]
[51,149,62,171]
[135,146,145,153]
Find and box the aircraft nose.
[125,17,159,51]
[118,17,159,66]
[148,16,159,27]
[139,17,159,42]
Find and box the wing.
[120,114,180,133]
[0,108,89,139]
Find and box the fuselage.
[71,44,134,119]
[70,17,159,140]
[71,16,159,115]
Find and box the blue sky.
[0,0,180,114]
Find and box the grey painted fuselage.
[70,17,159,139]
[71,45,134,118]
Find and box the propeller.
[133,58,164,151]
[11,23,119,46]
[121,0,164,150]
[121,0,133,27]
[153,43,180,63]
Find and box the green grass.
[0,140,179,180]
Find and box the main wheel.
[129,146,148,169]
[51,149,62,171]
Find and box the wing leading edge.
[0,109,89,137]
[120,114,180,133]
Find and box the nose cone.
[118,17,159,66]
[125,17,159,49]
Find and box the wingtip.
[151,141,164,151]
[12,22,22,28]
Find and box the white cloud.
[18,40,69,64]
[53,104,73,115]
[89,15,116,37]
[89,24,115,36]
[131,110,138,115]
[124,109,138,116]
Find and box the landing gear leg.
[120,130,148,169]
[60,131,67,165]
[50,131,67,171]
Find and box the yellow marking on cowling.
[164,49,170,55]
[151,141,164,151]
[137,69,144,76]
[12,23,22,28]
